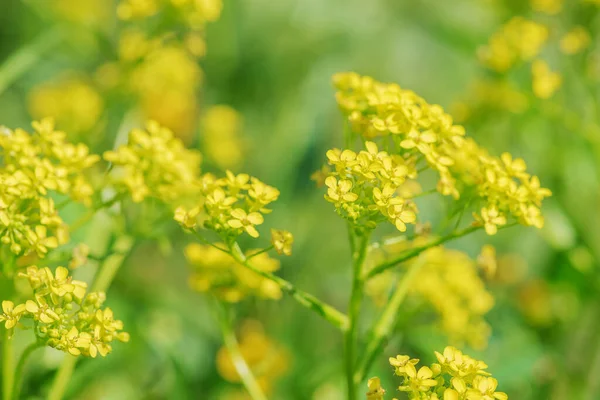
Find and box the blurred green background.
[1,0,600,399]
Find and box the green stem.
[12,342,43,400]
[218,306,268,400]
[0,27,64,96]
[2,330,14,400]
[47,236,135,400]
[228,242,349,330]
[364,225,481,280]
[354,256,426,385]
[344,230,371,400]
[91,235,135,292]
[47,355,76,400]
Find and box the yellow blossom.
[186,244,282,301]
[478,17,548,72]
[560,27,591,55]
[216,320,289,394]
[28,76,104,135]
[3,266,128,358]
[532,60,562,99]
[271,229,294,256]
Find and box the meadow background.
[1,0,599,399]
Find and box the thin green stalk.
[354,256,426,385]
[229,243,348,330]
[12,342,43,400]
[364,225,481,279]
[344,230,371,400]
[2,331,14,400]
[218,306,268,400]
[47,355,76,400]
[0,27,64,95]
[91,235,135,292]
[47,236,135,400]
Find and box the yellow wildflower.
[366,377,386,400]
[332,73,550,234]
[103,120,202,205]
[532,60,562,99]
[478,17,548,72]
[0,301,26,330]
[271,229,294,256]
[186,244,282,301]
[3,266,128,358]
[28,76,103,135]
[216,320,289,394]
[386,347,507,400]
[560,27,591,55]
[201,105,245,169]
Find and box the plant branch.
[364,225,481,279]
[344,230,371,400]
[218,305,268,400]
[12,341,43,400]
[354,255,426,385]
[228,242,349,330]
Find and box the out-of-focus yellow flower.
[104,120,202,205]
[366,242,494,349]
[560,27,591,55]
[3,266,129,357]
[171,0,223,29]
[51,0,111,25]
[186,244,282,302]
[129,45,202,138]
[117,0,160,20]
[531,0,563,14]
[271,229,294,256]
[216,320,289,394]
[518,279,554,326]
[477,245,497,280]
[201,105,245,169]
[478,17,548,72]
[28,76,104,135]
[532,60,562,99]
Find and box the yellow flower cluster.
[104,121,202,204]
[560,27,591,55]
[0,119,98,256]
[28,76,104,135]
[333,72,551,235]
[113,0,222,137]
[175,171,280,239]
[478,17,548,72]
[185,244,282,302]
[1,266,129,357]
[366,241,494,349]
[324,142,418,232]
[410,247,494,349]
[216,320,289,393]
[376,346,507,400]
[128,44,202,136]
[201,105,245,170]
[531,60,562,99]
